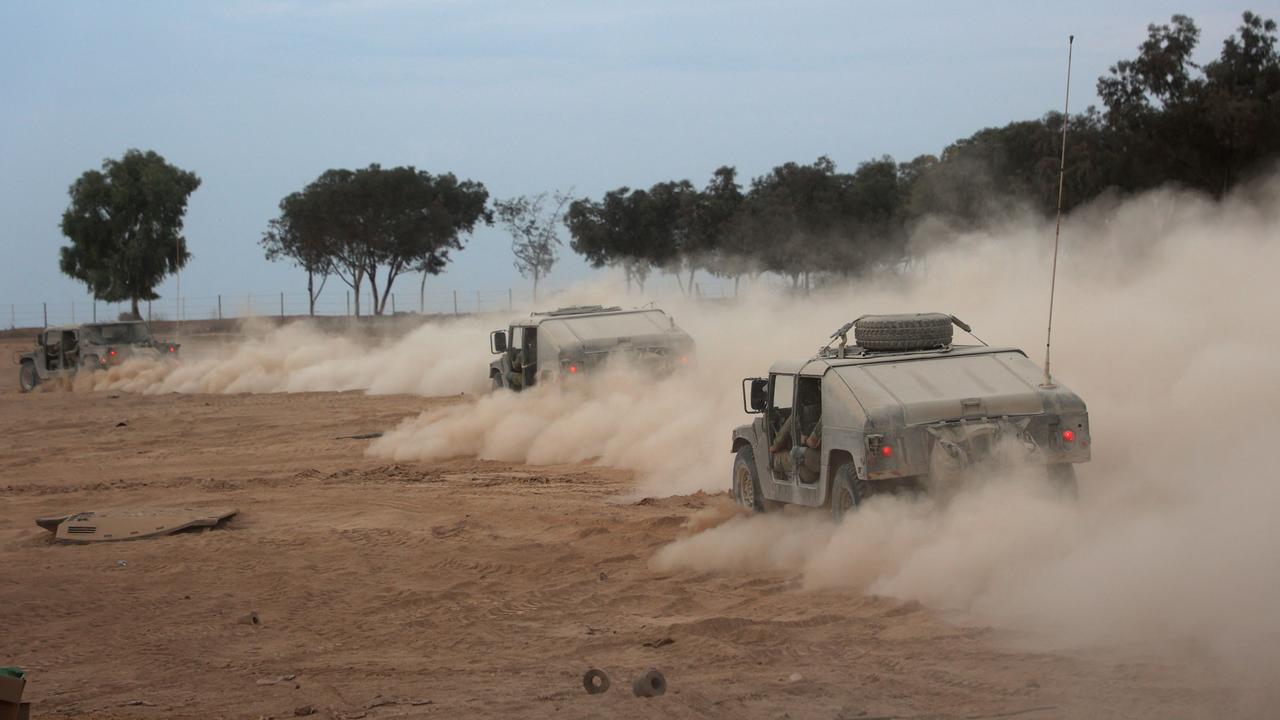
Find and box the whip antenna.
[1042,34,1074,388]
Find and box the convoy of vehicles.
[731,313,1090,519]
[15,321,179,392]
[488,305,695,391]
[17,309,1092,522]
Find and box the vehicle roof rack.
[531,305,623,317]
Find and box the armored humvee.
[16,321,179,392]
[731,313,1090,520]
[488,305,695,391]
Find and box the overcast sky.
[0,0,1246,321]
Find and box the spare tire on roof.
[854,313,953,351]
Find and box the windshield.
[84,323,150,344]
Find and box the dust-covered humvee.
[731,313,1091,520]
[488,305,695,391]
[15,321,179,392]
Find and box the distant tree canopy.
[563,11,1279,290]
[262,165,491,315]
[58,149,201,319]
[494,191,571,300]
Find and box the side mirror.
[742,377,768,414]
[490,330,507,354]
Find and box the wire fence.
[5,279,740,330]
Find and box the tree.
[264,165,491,316]
[59,149,201,319]
[494,191,572,300]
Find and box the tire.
[1046,463,1078,499]
[831,461,868,523]
[732,445,766,512]
[854,313,953,351]
[19,361,38,393]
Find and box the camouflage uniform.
[771,410,822,481]
[506,349,525,390]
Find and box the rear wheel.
[831,461,868,523]
[1047,463,1078,499]
[733,445,765,512]
[81,354,100,370]
[19,361,38,392]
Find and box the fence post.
[10,304,14,329]
[280,292,285,320]
[452,290,458,315]
[476,290,481,314]
[71,302,75,324]
[218,294,222,320]
[43,302,47,328]
[391,293,396,314]
[346,291,350,316]
[147,301,152,323]
[508,288,513,311]
[93,301,97,322]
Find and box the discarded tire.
[582,668,610,695]
[632,668,666,697]
[854,313,953,351]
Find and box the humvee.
[731,313,1090,520]
[488,305,695,391]
[16,321,179,392]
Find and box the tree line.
[57,11,1278,315]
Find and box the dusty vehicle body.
[15,321,179,392]
[488,305,695,391]
[731,313,1091,519]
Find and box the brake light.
[880,445,893,458]
[168,346,176,353]
[568,364,578,374]
[679,356,689,365]
[1062,430,1075,442]
[108,348,117,357]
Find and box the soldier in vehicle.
[507,348,525,390]
[770,382,822,482]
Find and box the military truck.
[488,305,695,391]
[731,313,1090,520]
[15,321,180,392]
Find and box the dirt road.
[0,353,1244,718]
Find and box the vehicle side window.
[44,331,60,349]
[510,326,524,350]
[770,374,794,411]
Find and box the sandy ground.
[0,340,1246,719]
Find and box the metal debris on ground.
[632,668,666,697]
[582,669,611,695]
[35,507,237,544]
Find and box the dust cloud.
[647,173,1280,671]
[73,317,493,396]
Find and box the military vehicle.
[488,305,695,391]
[15,321,179,392]
[731,313,1091,519]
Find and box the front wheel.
[831,462,867,523]
[19,362,38,392]
[732,445,765,512]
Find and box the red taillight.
[168,346,176,353]
[568,364,578,374]
[880,445,893,458]
[1062,430,1075,442]
[679,356,689,365]
[109,348,117,357]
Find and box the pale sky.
[0,1,1246,323]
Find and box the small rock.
[788,673,803,683]
[598,572,608,581]
[116,560,127,567]
[116,420,129,427]
[294,705,317,716]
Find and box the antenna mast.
[1042,34,1074,388]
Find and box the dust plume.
[73,317,493,396]
[647,173,1280,672]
